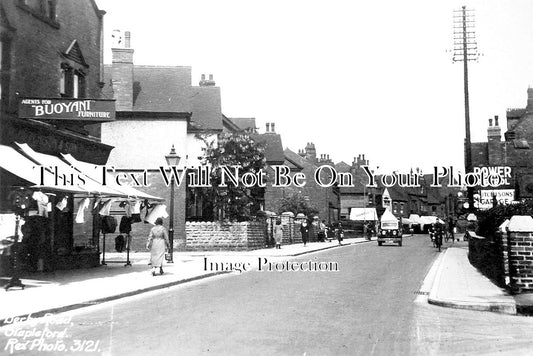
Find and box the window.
[18,0,59,28]
[60,64,85,98]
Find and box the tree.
[278,192,318,217]
[199,132,266,221]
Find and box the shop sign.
[474,189,515,210]
[18,98,115,121]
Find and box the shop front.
[0,97,163,276]
[0,143,163,276]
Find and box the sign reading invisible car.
[18,98,115,121]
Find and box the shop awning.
[0,144,86,194]
[349,208,378,221]
[419,216,444,225]
[408,214,422,224]
[61,153,163,201]
[2,143,162,201]
[401,217,413,225]
[15,142,124,197]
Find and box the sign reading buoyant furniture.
[18,98,115,121]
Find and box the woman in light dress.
[146,217,170,276]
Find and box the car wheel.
[378,241,382,246]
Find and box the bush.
[477,200,533,238]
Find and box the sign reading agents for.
[18,98,115,121]
[474,189,515,210]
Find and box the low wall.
[185,221,266,251]
[468,232,505,288]
[469,215,533,294]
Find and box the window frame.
[17,0,59,29]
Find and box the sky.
[95,0,533,174]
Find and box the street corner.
[427,247,517,315]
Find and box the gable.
[62,40,88,67]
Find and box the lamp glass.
[165,146,181,166]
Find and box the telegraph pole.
[453,6,479,212]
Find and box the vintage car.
[377,210,403,247]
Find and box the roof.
[335,161,351,173]
[190,86,223,131]
[284,148,314,170]
[103,65,223,130]
[227,117,257,132]
[250,133,284,164]
[222,115,242,132]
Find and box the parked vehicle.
[377,210,403,247]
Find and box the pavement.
[428,240,533,315]
[1,234,533,326]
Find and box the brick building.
[282,147,340,223]
[0,0,122,272]
[101,32,228,250]
[471,88,533,205]
[336,155,372,220]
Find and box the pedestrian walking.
[335,222,344,245]
[146,217,170,276]
[318,220,327,242]
[274,220,283,249]
[300,220,310,246]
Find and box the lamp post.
[165,145,181,264]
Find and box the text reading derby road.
[37,164,512,189]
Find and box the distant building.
[471,88,533,206]
[282,146,340,223]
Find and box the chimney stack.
[124,31,131,48]
[111,30,134,111]
[488,115,502,165]
[487,115,501,140]
[527,87,533,114]
[304,142,317,163]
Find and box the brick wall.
[185,221,266,251]
[2,0,104,113]
[508,231,533,292]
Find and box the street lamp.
[165,145,181,263]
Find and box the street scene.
[2,0,533,355]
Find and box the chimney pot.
[489,118,493,127]
[271,123,275,132]
[266,123,270,132]
[209,74,213,80]
[201,74,205,80]
[494,115,499,126]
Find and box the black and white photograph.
[1,0,533,355]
